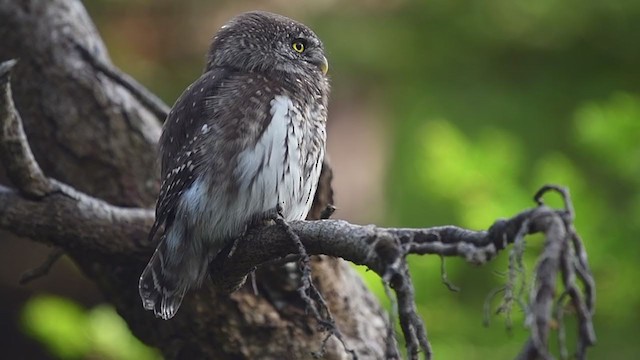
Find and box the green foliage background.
[20,0,640,359]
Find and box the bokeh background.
[2,0,639,358]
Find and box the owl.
[139,11,330,320]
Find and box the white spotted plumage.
[170,95,324,254]
[150,94,325,320]
[139,11,329,320]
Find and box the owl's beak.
[309,53,329,75]
[319,55,329,75]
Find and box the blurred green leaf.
[21,295,159,360]
[89,305,160,360]
[21,296,91,359]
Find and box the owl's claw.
[320,204,336,219]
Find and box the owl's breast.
[234,94,326,221]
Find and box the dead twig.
[19,247,65,285]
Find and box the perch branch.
[1,183,596,358]
[0,58,595,359]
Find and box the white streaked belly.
[177,94,324,251]
[235,94,322,221]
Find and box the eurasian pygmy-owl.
[139,11,330,320]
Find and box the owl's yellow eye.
[292,40,305,53]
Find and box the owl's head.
[205,11,328,77]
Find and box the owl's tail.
[139,235,188,320]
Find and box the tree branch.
[73,40,170,122]
[1,171,596,359]
[1,68,597,355]
[0,154,597,360]
[0,59,52,198]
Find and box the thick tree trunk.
[0,1,389,358]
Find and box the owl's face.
[206,11,328,77]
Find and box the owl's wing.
[148,68,229,242]
[142,68,277,318]
[148,68,275,243]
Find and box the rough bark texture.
[0,1,389,359]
